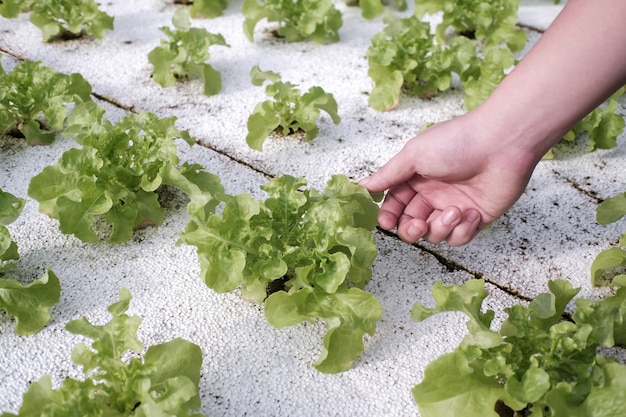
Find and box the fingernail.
[442,210,459,226]
[358,176,371,186]
[465,210,480,223]
[407,224,420,240]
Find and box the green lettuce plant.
[563,87,626,152]
[4,0,114,41]
[0,59,93,145]
[0,189,61,335]
[242,0,343,43]
[149,8,229,96]
[366,13,480,111]
[367,0,527,112]
[2,288,205,417]
[28,103,223,243]
[412,279,626,417]
[180,174,382,373]
[175,0,230,18]
[591,191,626,287]
[343,0,407,20]
[246,65,340,151]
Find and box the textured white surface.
[1,0,625,415]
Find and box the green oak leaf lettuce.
[366,13,480,111]
[343,0,407,20]
[0,59,93,145]
[246,65,340,150]
[186,0,230,18]
[149,8,229,96]
[2,288,205,417]
[29,0,114,41]
[412,279,626,417]
[28,106,222,243]
[242,0,342,43]
[180,174,381,373]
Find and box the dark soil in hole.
[266,276,291,296]
[460,29,477,39]
[51,30,85,41]
[7,127,25,139]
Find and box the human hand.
[360,114,539,246]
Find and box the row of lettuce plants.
[1,0,623,152]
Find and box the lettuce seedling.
[2,288,205,417]
[176,0,230,18]
[343,0,407,20]
[28,103,223,243]
[591,191,626,287]
[412,279,626,417]
[26,0,114,41]
[0,59,93,145]
[414,0,526,53]
[366,13,479,111]
[149,8,229,96]
[180,174,382,373]
[242,0,343,43]
[367,0,526,111]
[0,189,61,335]
[562,87,626,152]
[246,65,340,151]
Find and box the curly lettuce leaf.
[188,0,230,18]
[0,189,60,335]
[0,267,61,335]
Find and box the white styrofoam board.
[1,0,625,415]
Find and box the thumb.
[359,149,417,192]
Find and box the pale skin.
[360,0,626,247]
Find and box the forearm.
[473,0,626,160]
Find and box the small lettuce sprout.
[245,65,340,151]
[149,8,229,96]
[242,0,343,43]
